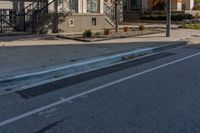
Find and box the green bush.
[181,24,200,29]
[141,14,193,21]
[83,29,92,38]
[141,15,165,20]
[94,32,103,37]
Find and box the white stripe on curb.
[0,51,199,127]
[0,48,154,81]
[0,42,185,83]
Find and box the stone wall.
[58,13,113,33]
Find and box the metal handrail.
[25,0,56,32]
[104,3,115,23]
[25,2,41,15]
[0,14,19,32]
[0,0,56,33]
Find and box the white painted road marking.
[0,52,200,127]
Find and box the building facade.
[124,0,194,12]
[0,0,121,33]
[123,0,195,21]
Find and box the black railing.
[0,0,55,33]
[25,0,56,33]
[104,3,115,24]
[25,3,39,15]
[0,11,26,33]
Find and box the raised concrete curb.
[0,41,187,93]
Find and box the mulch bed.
[57,28,165,42]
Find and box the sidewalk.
[0,29,199,78]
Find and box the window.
[130,0,141,11]
[67,0,78,12]
[92,17,96,25]
[87,0,99,13]
[123,0,142,12]
[123,0,128,11]
[69,19,75,27]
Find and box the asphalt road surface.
[1,45,200,133]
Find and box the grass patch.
[181,24,200,29]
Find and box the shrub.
[194,13,200,19]
[123,27,129,32]
[141,14,193,21]
[95,32,103,37]
[104,29,111,35]
[83,29,92,38]
[181,24,200,29]
[193,5,200,10]
[171,14,193,21]
[184,14,194,19]
[139,25,145,31]
[141,15,165,20]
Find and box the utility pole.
[114,0,119,32]
[166,0,171,37]
[52,0,58,33]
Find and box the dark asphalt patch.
[34,119,64,133]
[16,52,175,99]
